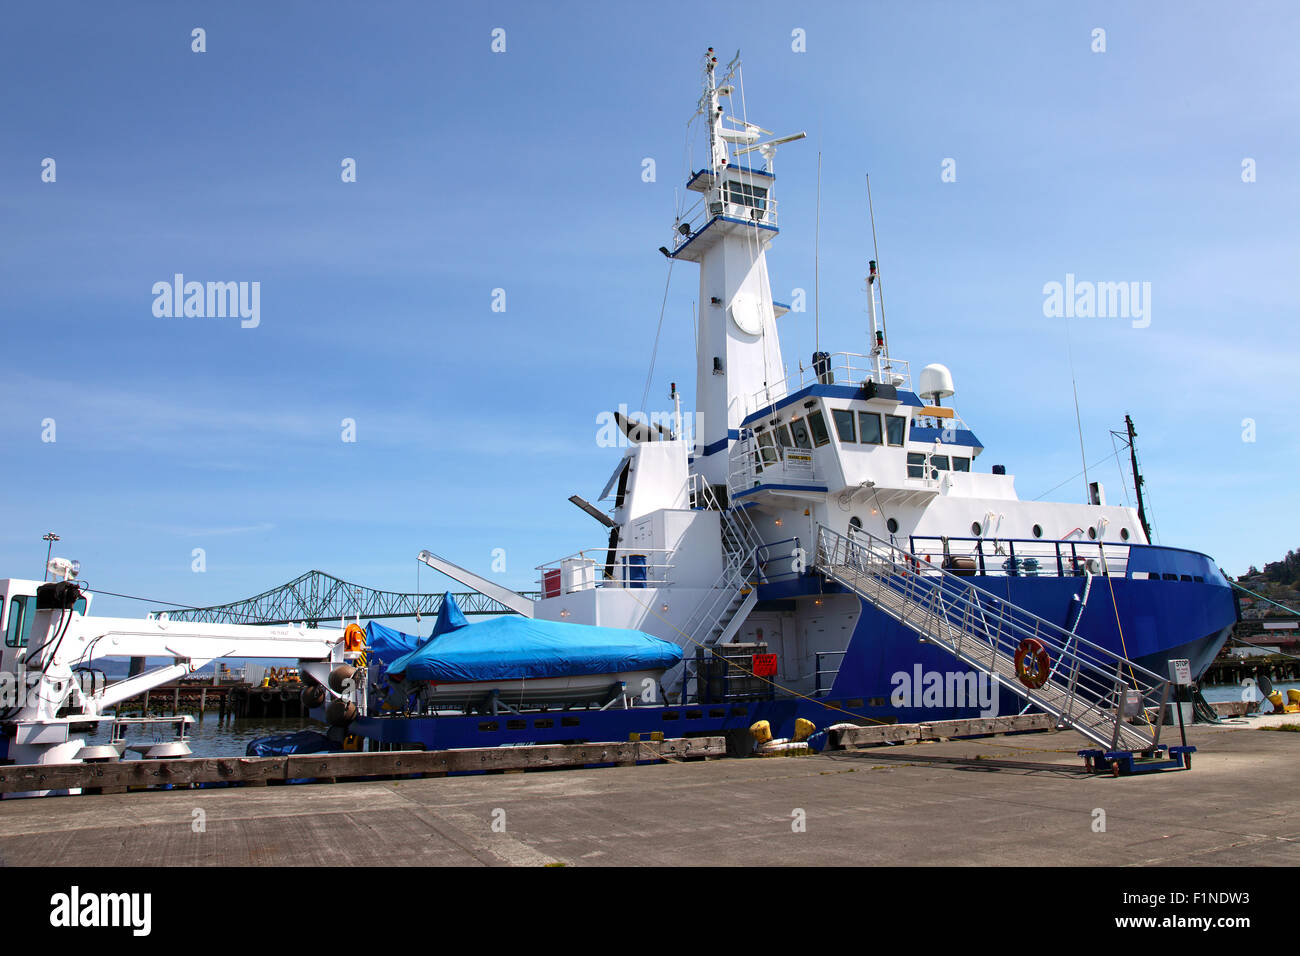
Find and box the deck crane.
[0,576,358,791]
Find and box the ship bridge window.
[885,414,906,446]
[832,408,856,443]
[907,452,925,478]
[807,410,831,447]
[724,180,768,211]
[775,423,793,447]
[859,412,883,445]
[756,431,779,465]
[4,594,32,648]
[931,455,950,472]
[951,457,970,472]
[789,418,813,449]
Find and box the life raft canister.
[1014,638,1051,689]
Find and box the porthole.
[886,518,899,534]
[1032,524,1043,539]
[849,516,863,531]
[1087,526,1097,539]
[971,522,982,536]
[1120,527,1130,541]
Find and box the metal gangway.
[815,526,1174,753]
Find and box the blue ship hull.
[347,544,1236,752]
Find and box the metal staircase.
[814,526,1173,752]
[668,477,767,698]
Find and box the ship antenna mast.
[866,174,891,372]
[1124,414,1154,541]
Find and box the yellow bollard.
[749,720,772,745]
[793,718,816,742]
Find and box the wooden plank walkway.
[0,737,725,796]
[828,713,1054,750]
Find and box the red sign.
[752,653,778,677]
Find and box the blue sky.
[2,0,1297,628]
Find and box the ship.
[0,49,1237,774]
[335,48,1237,753]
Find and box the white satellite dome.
[918,363,955,404]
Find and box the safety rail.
[747,352,912,415]
[672,191,779,252]
[814,526,1171,752]
[815,650,846,696]
[728,430,821,499]
[535,547,676,595]
[668,477,769,699]
[909,535,1132,579]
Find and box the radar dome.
[918,364,955,404]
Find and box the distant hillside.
[1239,548,1300,590]
[1236,548,1300,617]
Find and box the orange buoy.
[1014,638,1051,689]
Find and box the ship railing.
[814,650,846,697]
[727,430,822,499]
[814,525,1171,752]
[671,191,779,252]
[909,408,974,435]
[535,547,676,596]
[746,353,913,415]
[909,535,1132,579]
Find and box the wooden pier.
[0,736,726,796]
[113,680,312,721]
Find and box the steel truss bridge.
[152,570,539,627]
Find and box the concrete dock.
[0,721,1295,867]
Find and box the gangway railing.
[814,526,1171,752]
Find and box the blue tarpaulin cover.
[366,591,473,679]
[365,621,421,666]
[245,730,342,757]
[383,595,681,683]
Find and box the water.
[81,712,315,758]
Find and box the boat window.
[5,594,32,648]
[887,517,899,533]
[789,418,813,449]
[807,410,831,447]
[859,412,883,445]
[1120,527,1130,541]
[756,431,779,465]
[951,457,970,472]
[831,408,856,443]
[1032,524,1043,538]
[775,423,792,447]
[885,414,906,446]
[931,455,950,472]
[907,452,925,478]
[724,180,768,210]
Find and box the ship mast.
[1125,414,1153,541]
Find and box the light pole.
[42,532,60,581]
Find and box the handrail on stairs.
[814,524,1171,752]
